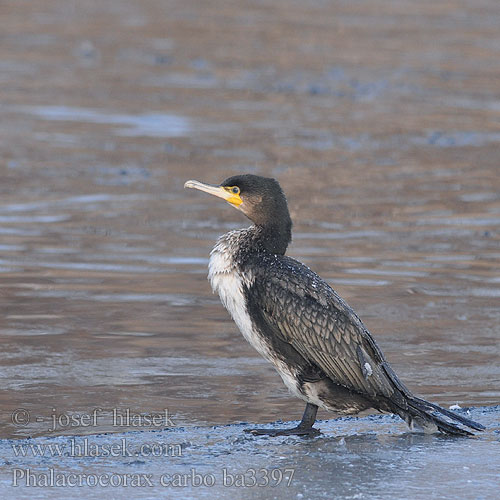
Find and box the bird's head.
[184,174,290,228]
[184,174,292,254]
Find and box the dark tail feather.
[381,362,484,436]
[411,396,485,431]
[396,395,485,436]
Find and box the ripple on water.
[0,214,70,223]
[0,328,67,337]
[345,268,429,278]
[19,105,191,137]
[0,193,151,213]
[418,287,500,298]
[460,192,499,202]
[13,289,202,306]
[328,278,391,287]
[294,230,387,240]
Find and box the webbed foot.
[244,426,320,437]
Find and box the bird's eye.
[231,186,240,194]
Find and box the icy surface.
[1,407,499,499]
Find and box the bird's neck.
[252,222,292,255]
[211,221,292,276]
[229,222,291,260]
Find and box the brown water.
[0,0,499,445]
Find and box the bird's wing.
[246,254,409,400]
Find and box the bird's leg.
[245,403,320,437]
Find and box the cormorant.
[184,174,484,437]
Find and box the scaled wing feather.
[248,254,404,399]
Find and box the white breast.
[208,239,270,360]
[208,232,301,398]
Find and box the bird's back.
[241,251,405,402]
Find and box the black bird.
[184,174,484,437]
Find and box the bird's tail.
[394,395,485,436]
[381,363,484,436]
